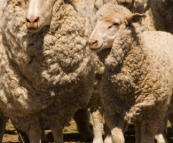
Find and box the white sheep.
[0,0,95,143]
[89,3,173,143]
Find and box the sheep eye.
[108,25,113,29]
[113,22,119,26]
[108,23,119,29]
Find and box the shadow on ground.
[46,125,173,143]
[3,121,173,143]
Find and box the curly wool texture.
[0,0,95,131]
[103,30,173,122]
[97,5,173,125]
[142,0,173,33]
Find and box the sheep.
[116,0,148,13]
[0,0,99,142]
[0,2,10,140]
[85,1,148,143]
[142,0,173,32]
[0,0,96,142]
[140,0,173,139]
[89,3,173,143]
[92,0,148,13]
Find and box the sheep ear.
[126,13,146,23]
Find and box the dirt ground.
[2,120,173,143]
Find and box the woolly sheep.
[0,0,95,142]
[117,0,148,13]
[141,0,173,139]
[142,0,173,32]
[0,1,9,141]
[0,0,99,142]
[86,1,148,143]
[26,0,103,142]
[92,0,147,13]
[89,3,173,143]
[81,1,148,142]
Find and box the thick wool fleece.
[99,23,173,127]
[143,0,173,33]
[0,0,95,132]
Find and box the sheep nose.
[89,40,98,47]
[89,39,101,51]
[26,16,40,30]
[26,16,40,23]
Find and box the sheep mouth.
[27,27,42,33]
[90,44,103,52]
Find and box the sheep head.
[25,0,55,33]
[88,3,145,52]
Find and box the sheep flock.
[1,0,173,143]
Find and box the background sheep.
[89,3,173,143]
[91,0,148,13]
[141,0,173,139]
[142,0,173,32]
[0,0,95,142]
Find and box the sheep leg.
[105,113,125,143]
[104,120,128,143]
[0,117,8,142]
[91,108,104,143]
[154,112,168,143]
[140,120,160,143]
[17,118,48,143]
[168,113,173,136]
[104,123,112,143]
[39,118,48,143]
[50,119,63,143]
[134,121,141,143]
[28,123,41,143]
[74,108,94,141]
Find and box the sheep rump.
[0,0,95,132]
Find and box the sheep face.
[89,16,121,52]
[89,4,145,52]
[25,0,55,33]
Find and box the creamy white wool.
[0,0,95,131]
